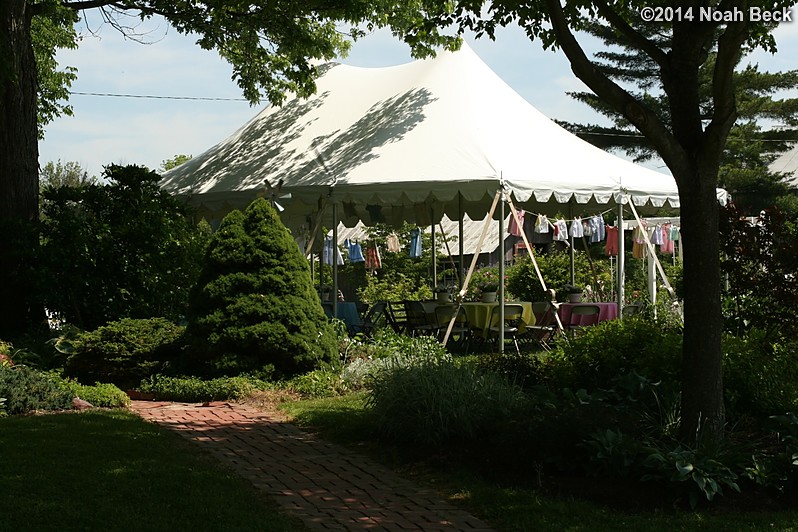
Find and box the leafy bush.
[463,266,504,301]
[283,366,347,398]
[548,316,682,390]
[507,249,610,302]
[0,365,73,415]
[137,374,269,402]
[723,330,798,418]
[186,199,337,378]
[38,164,211,329]
[366,354,527,445]
[63,318,185,390]
[63,381,130,408]
[720,204,798,338]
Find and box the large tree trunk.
[678,163,725,441]
[0,1,41,338]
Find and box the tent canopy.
[161,44,720,229]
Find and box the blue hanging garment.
[409,228,423,258]
[323,236,343,265]
[345,239,365,263]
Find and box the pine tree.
[557,21,798,215]
[186,198,336,378]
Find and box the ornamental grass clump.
[366,353,526,446]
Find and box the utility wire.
[69,91,247,101]
[66,91,798,144]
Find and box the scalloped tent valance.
[160,43,725,228]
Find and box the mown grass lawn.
[0,409,305,532]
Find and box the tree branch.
[704,17,749,158]
[61,1,120,11]
[541,0,689,181]
[591,0,668,67]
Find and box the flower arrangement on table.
[478,282,500,293]
[464,267,509,301]
[560,284,583,303]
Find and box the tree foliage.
[186,198,337,379]
[557,20,798,215]
[39,159,95,189]
[32,1,78,138]
[38,164,210,329]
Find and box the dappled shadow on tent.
[288,88,437,188]
[161,87,437,201]
[159,91,331,194]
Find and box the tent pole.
[459,194,465,290]
[431,206,437,288]
[569,200,575,285]
[498,191,506,353]
[332,202,338,318]
[618,201,625,320]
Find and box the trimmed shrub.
[64,318,184,390]
[137,374,269,402]
[186,199,337,378]
[63,381,130,408]
[0,365,73,415]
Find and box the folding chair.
[403,300,437,336]
[349,301,391,337]
[434,304,471,353]
[565,304,601,336]
[386,301,408,333]
[622,302,644,318]
[487,303,524,355]
[526,301,558,351]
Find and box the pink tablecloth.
[558,302,618,327]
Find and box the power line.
[69,91,247,101]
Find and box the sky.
[37,11,798,180]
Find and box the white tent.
[161,44,725,229]
[160,44,724,347]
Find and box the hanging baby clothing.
[365,244,382,271]
[509,210,525,237]
[323,236,344,265]
[669,225,680,241]
[582,219,593,238]
[589,215,605,243]
[554,219,569,241]
[534,214,549,233]
[569,217,584,238]
[386,233,401,253]
[605,226,619,256]
[344,239,365,263]
[660,224,674,254]
[409,228,423,258]
[632,223,646,259]
[651,224,664,246]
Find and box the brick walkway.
[129,401,495,531]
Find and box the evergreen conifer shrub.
[186,199,336,377]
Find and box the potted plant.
[319,284,333,301]
[479,282,499,303]
[434,285,450,304]
[561,284,583,303]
